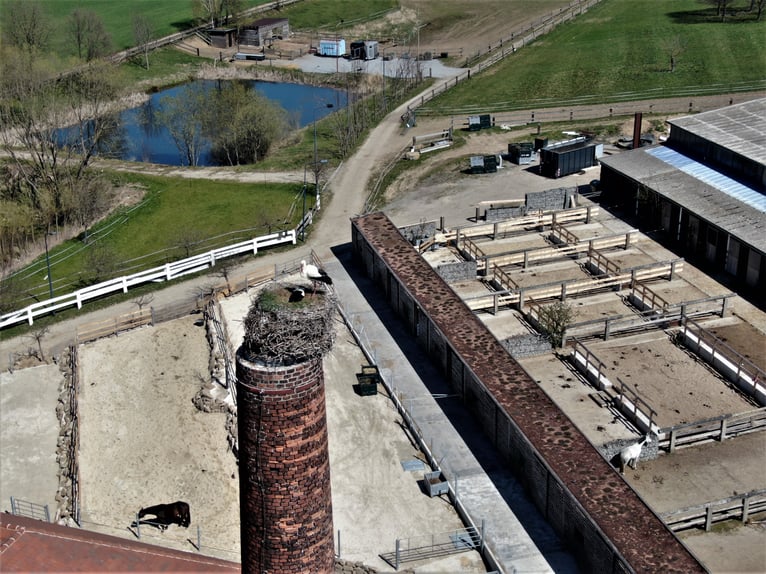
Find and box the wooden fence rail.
[660,408,766,452]
[681,317,766,405]
[661,489,766,532]
[448,206,597,244]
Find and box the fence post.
[742,495,750,523]
[719,418,728,442]
[395,538,401,569]
[669,429,677,453]
[337,529,341,558]
[705,505,713,531]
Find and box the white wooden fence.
[1,229,297,330]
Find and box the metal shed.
[539,137,598,178]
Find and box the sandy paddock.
[566,291,635,324]
[77,316,241,561]
[588,331,757,428]
[505,259,592,288]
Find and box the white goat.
[619,435,650,474]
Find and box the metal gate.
[10,497,50,522]
[380,523,484,569]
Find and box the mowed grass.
[14,174,305,303]
[423,0,766,113]
[0,0,269,54]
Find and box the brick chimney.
[236,285,335,574]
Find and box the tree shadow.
[667,8,751,24]
[171,19,197,32]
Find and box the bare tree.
[28,326,50,362]
[157,83,208,166]
[1,0,49,54]
[132,14,153,69]
[68,9,112,61]
[662,35,686,73]
[132,293,155,312]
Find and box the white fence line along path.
[1,229,297,330]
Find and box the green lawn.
[0,0,269,55]
[421,0,766,113]
[11,173,307,306]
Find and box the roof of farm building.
[0,513,239,572]
[600,146,766,253]
[351,211,706,574]
[668,98,766,165]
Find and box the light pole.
[43,230,54,300]
[313,103,333,211]
[301,165,308,242]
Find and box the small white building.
[318,39,346,57]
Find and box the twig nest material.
[240,284,335,365]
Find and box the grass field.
[421,0,766,113]
[9,174,307,306]
[0,0,268,55]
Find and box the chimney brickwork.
[236,353,334,574]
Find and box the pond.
[62,79,347,167]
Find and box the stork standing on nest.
[300,260,333,294]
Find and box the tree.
[662,35,686,73]
[207,82,289,165]
[28,326,50,362]
[157,83,208,166]
[68,9,112,61]
[1,0,49,54]
[535,301,576,348]
[132,14,153,70]
[1,53,122,242]
[192,0,243,27]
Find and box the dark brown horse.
[135,501,190,531]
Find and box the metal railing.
[380,524,484,569]
[10,497,50,522]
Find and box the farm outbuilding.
[209,27,236,48]
[349,40,378,60]
[599,98,766,298]
[238,18,289,47]
[318,39,346,57]
[539,137,598,178]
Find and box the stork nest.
[240,284,336,365]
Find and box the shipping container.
[539,138,598,178]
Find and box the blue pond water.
[66,80,346,167]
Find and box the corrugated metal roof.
[668,98,766,165]
[600,147,766,253]
[647,146,766,212]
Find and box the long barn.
[351,211,706,573]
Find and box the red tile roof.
[0,513,239,572]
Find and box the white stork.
[300,260,333,294]
[288,287,305,302]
